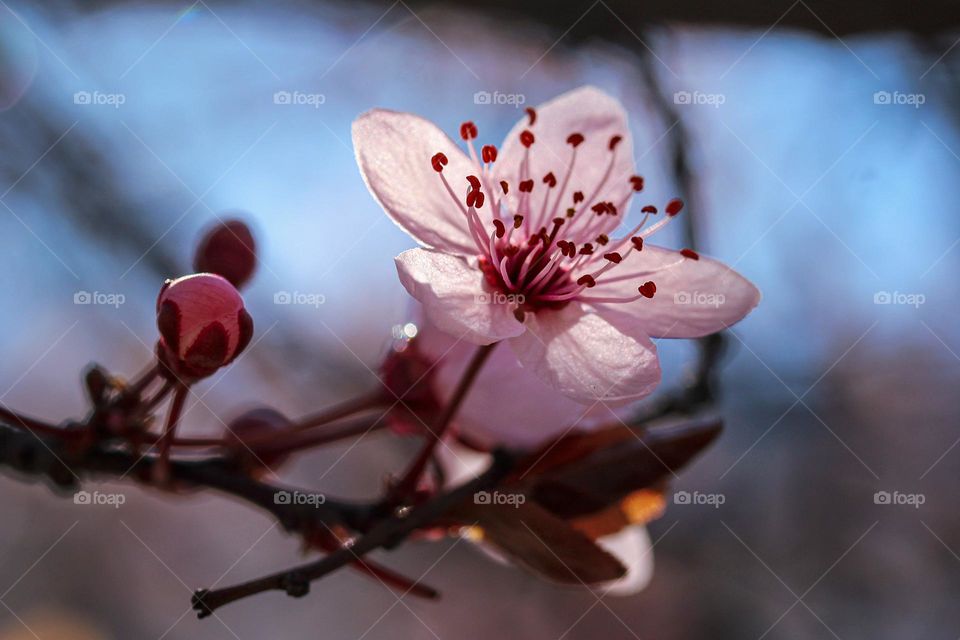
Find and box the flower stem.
[258,417,388,455]
[141,380,175,414]
[388,342,496,503]
[291,391,390,433]
[153,383,188,483]
[124,364,160,400]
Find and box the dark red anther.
[466,175,481,190]
[504,244,520,257]
[525,107,537,125]
[466,189,485,209]
[577,274,596,288]
[680,248,700,260]
[520,130,535,148]
[608,135,623,151]
[639,281,657,298]
[557,240,573,257]
[573,191,584,204]
[567,133,584,147]
[591,202,608,215]
[631,236,644,251]
[519,179,534,193]
[460,121,478,140]
[606,202,618,216]
[579,243,594,256]
[431,152,448,173]
[596,234,609,245]
[552,217,565,227]
[603,252,622,264]
[500,180,509,194]
[641,205,658,214]
[543,172,557,187]
[630,175,644,191]
[482,144,498,163]
[492,219,506,238]
[513,214,524,229]
[666,198,684,216]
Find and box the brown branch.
[191,449,516,617]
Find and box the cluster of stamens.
[430,107,698,320]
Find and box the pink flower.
[354,86,759,404]
[412,312,609,448]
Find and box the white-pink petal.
[591,244,761,338]
[416,315,610,448]
[594,524,655,596]
[496,86,635,241]
[395,248,525,345]
[509,303,661,405]
[352,109,478,255]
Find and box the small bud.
[156,273,253,381]
[381,342,441,436]
[226,407,292,472]
[193,218,257,288]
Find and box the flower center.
[431,109,698,316]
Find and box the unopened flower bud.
[193,218,257,289]
[381,341,442,436]
[226,407,292,472]
[156,273,253,381]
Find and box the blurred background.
[0,0,958,638]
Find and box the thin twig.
[192,449,515,617]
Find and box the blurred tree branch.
[401,0,960,36]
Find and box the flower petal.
[590,244,761,338]
[594,525,655,596]
[353,109,478,254]
[509,303,661,405]
[496,86,635,241]
[417,314,610,448]
[395,248,524,345]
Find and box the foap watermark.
[673,490,725,508]
[274,490,327,507]
[474,490,526,508]
[274,290,325,307]
[73,490,126,508]
[73,90,126,108]
[473,90,526,108]
[475,291,525,305]
[273,90,326,108]
[874,290,925,308]
[874,490,925,509]
[873,90,925,108]
[74,291,125,308]
[673,90,725,108]
[674,291,726,308]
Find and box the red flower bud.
[156,274,253,381]
[381,341,442,436]
[226,407,292,472]
[193,218,257,288]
